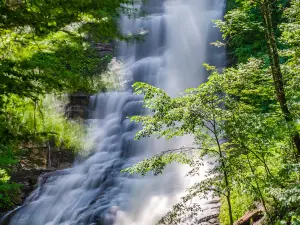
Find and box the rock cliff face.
[65,93,91,119]
[1,94,90,216]
[93,43,113,57]
[1,42,112,218]
[4,143,75,212]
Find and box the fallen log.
[234,209,264,225]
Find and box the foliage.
[101,58,126,91]
[218,0,289,64]
[123,1,300,221]
[1,94,87,151]
[0,169,20,210]
[219,189,255,225]
[0,144,20,210]
[0,0,138,100]
[123,150,192,176]
[0,93,89,209]
[0,0,140,210]
[124,56,291,223]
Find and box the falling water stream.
[2,0,225,224]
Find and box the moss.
[219,189,255,225]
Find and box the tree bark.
[246,155,271,221]
[213,121,234,225]
[261,0,300,157]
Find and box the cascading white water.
[2,1,225,225]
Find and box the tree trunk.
[213,121,234,225]
[246,155,271,221]
[261,0,300,157]
[225,173,234,225]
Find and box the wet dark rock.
[92,43,113,57]
[49,148,74,169]
[24,170,71,204]
[196,199,221,225]
[11,169,54,204]
[65,93,91,119]
[1,145,75,216]
[0,169,54,218]
[0,204,28,225]
[197,213,220,225]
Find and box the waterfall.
[3,1,225,224]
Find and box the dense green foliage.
[0,0,137,98]
[124,0,300,224]
[0,95,91,209]
[223,0,289,63]
[0,0,137,210]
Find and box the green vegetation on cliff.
[0,0,137,210]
